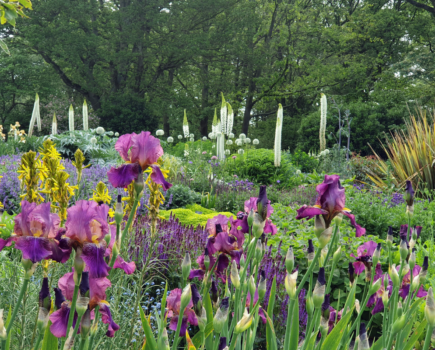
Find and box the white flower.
[209,132,217,140]
[244,138,251,144]
[225,149,230,155]
[235,139,243,146]
[228,133,235,139]
[96,127,105,135]
[107,131,114,136]
[226,140,233,145]
[296,170,301,175]
[178,135,183,140]
[115,132,119,137]
[239,133,246,140]
[324,149,330,155]
[212,145,215,149]
[189,133,194,138]
[156,129,164,136]
[90,137,98,145]
[253,139,259,145]
[202,136,207,141]
[167,137,174,143]
[189,137,194,142]
[238,149,244,155]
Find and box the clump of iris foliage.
[0,130,434,350]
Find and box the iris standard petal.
[295,205,326,220]
[130,131,164,169]
[114,133,135,162]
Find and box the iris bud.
[373,243,381,267]
[134,170,144,198]
[197,307,207,332]
[320,316,329,338]
[333,246,342,265]
[411,275,420,294]
[399,238,408,262]
[256,186,269,221]
[182,253,191,282]
[389,265,400,287]
[180,284,192,311]
[240,255,246,268]
[409,248,416,271]
[420,256,429,283]
[191,284,202,316]
[404,180,415,206]
[313,268,326,308]
[80,308,91,338]
[359,323,370,350]
[307,240,315,264]
[160,328,170,350]
[218,337,229,350]
[314,215,326,237]
[22,258,36,278]
[247,209,254,227]
[392,314,406,335]
[0,310,5,340]
[230,260,240,289]
[426,288,435,327]
[258,271,267,301]
[255,239,263,261]
[306,296,314,315]
[285,247,294,274]
[248,275,256,298]
[234,308,254,334]
[252,213,265,238]
[401,263,410,279]
[386,226,393,248]
[285,270,298,299]
[355,300,360,314]
[204,248,210,271]
[349,262,355,285]
[318,227,333,249]
[214,298,230,333]
[368,279,382,296]
[333,212,343,225]
[114,194,123,225]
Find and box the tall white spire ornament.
[319,93,327,151]
[183,110,189,138]
[274,104,283,167]
[82,100,89,131]
[69,104,75,135]
[212,109,218,134]
[227,102,234,136]
[220,93,227,135]
[52,113,57,135]
[28,93,41,137]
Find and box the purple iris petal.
[149,165,172,190]
[296,205,326,220]
[264,220,277,235]
[99,303,120,337]
[0,238,12,252]
[14,236,52,263]
[107,163,141,188]
[113,255,136,274]
[46,230,72,263]
[81,243,110,278]
[342,212,366,237]
[352,261,365,275]
[115,133,134,162]
[130,131,164,169]
[316,175,346,216]
[372,298,384,315]
[188,269,205,280]
[49,303,71,338]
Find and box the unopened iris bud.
[247,209,254,227]
[404,180,415,207]
[240,254,246,268]
[114,194,123,225]
[218,337,229,350]
[402,263,410,279]
[306,296,314,315]
[197,307,207,332]
[286,247,294,274]
[382,290,389,306]
[191,284,202,316]
[392,314,406,335]
[318,227,333,249]
[160,328,170,350]
[426,288,435,327]
[230,260,240,289]
[22,258,36,278]
[252,213,265,238]
[39,277,51,310]
[349,263,355,285]
[399,238,408,261]
[420,256,429,283]
[320,315,329,338]
[355,299,360,314]
[214,297,230,333]
[255,239,263,261]
[285,270,298,299]
[411,274,420,294]
[373,243,381,267]
[359,323,370,350]
[182,253,191,282]
[321,294,331,319]
[258,271,266,301]
[74,247,85,281]
[307,240,315,264]
[333,212,343,225]
[77,272,90,315]
[314,215,326,237]
[389,264,400,287]
[313,267,326,308]
[80,308,91,338]
[0,310,5,340]
[320,246,328,266]
[181,284,192,311]
[409,248,416,271]
[333,246,342,265]
[211,282,219,305]
[204,248,210,271]
[386,226,393,248]
[134,170,144,198]
[248,275,256,298]
[369,278,382,295]
[256,185,269,221]
[234,308,254,334]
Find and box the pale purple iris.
[351,241,377,275]
[166,288,198,336]
[296,175,366,237]
[2,201,72,263]
[397,265,427,300]
[243,191,277,235]
[366,264,392,315]
[107,131,172,190]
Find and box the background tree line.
[1,0,435,155]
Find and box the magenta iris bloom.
[105,225,136,275]
[107,131,172,190]
[50,269,117,338]
[296,175,366,237]
[5,201,71,263]
[166,288,198,336]
[366,264,392,315]
[189,250,229,283]
[65,200,111,278]
[328,307,343,333]
[244,196,277,235]
[245,290,266,324]
[396,265,427,300]
[351,241,377,275]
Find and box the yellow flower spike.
[185,331,196,350]
[91,182,112,204]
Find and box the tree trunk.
[200,62,210,136]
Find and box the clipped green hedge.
[160,206,235,227]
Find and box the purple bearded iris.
[245,290,267,324]
[366,265,392,315]
[242,194,277,235]
[104,225,136,275]
[107,131,172,190]
[351,241,377,281]
[166,288,198,336]
[50,270,118,337]
[64,200,111,278]
[296,175,365,237]
[2,201,72,263]
[396,265,427,300]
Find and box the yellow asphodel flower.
[91,182,112,205]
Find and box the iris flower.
[366,265,392,315]
[64,200,114,279]
[351,241,377,281]
[242,193,277,235]
[189,250,229,283]
[0,201,71,263]
[50,270,118,337]
[107,131,171,190]
[296,175,365,237]
[166,288,198,336]
[396,265,427,300]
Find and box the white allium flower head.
[96,127,105,135]
[296,170,301,175]
[225,149,230,155]
[239,133,246,140]
[202,136,207,141]
[253,139,259,145]
[235,139,242,146]
[178,135,183,139]
[107,131,114,136]
[228,133,235,139]
[115,132,119,137]
[324,149,330,155]
[156,129,164,136]
[226,140,233,145]
[90,137,98,145]
[189,137,194,142]
[238,149,244,155]
[244,138,251,144]
[167,136,174,143]
[189,133,194,138]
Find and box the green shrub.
[159,208,235,227]
[291,149,319,173]
[185,204,216,215]
[165,184,201,209]
[167,139,214,158]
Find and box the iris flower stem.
[78,337,89,350]
[322,224,339,266]
[1,277,30,350]
[296,247,322,297]
[33,333,43,350]
[228,334,239,350]
[283,298,295,350]
[422,324,434,350]
[63,313,83,350]
[302,308,320,350]
[171,304,187,350]
[326,259,337,294]
[65,279,81,344]
[120,198,139,249]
